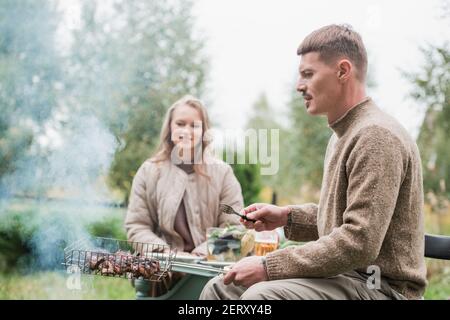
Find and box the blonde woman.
[125,95,243,257]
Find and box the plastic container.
[206,226,247,262]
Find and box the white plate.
[158,252,206,262]
[198,260,235,267]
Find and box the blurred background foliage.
[0,0,61,181]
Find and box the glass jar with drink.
[254,230,279,256]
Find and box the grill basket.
[63,237,175,282]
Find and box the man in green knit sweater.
[200,24,427,300]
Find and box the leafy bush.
[86,215,127,240]
[230,162,262,206]
[0,212,36,273]
[0,201,127,273]
[225,150,262,206]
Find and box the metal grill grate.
[63,237,175,282]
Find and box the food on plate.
[207,226,254,262]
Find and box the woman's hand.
[190,251,206,257]
[240,203,290,232]
[191,242,208,257]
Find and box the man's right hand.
[240,203,291,231]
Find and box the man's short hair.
[297,24,368,82]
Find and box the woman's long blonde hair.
[151,95,212,177]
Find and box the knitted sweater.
[265,98,427,299]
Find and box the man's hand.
[240,203,290,232]
[223,256,268,288]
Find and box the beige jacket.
[125,157,243,253]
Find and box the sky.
[191,0,449,137]
[58,0,449,138]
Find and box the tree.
[67,0,208,202]
[245,93,292,203]
[0,0,61,186]
[227,152,262,206]
[286,89,331,200]
[245,90,330,203]
[406,43,450,206]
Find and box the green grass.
[0,272,135,300]
[0,266,448,300]
[0,198,449,300]
[423,259,450,300]
[424,275,450,300]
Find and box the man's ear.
[337,59,352,82]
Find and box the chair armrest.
[425,234,450,260]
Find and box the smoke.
[34,115,117,269]
[0,0,127,279]
[42,115,116,203]
[0,113,119,272]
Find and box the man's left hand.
[223,256,268,288]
